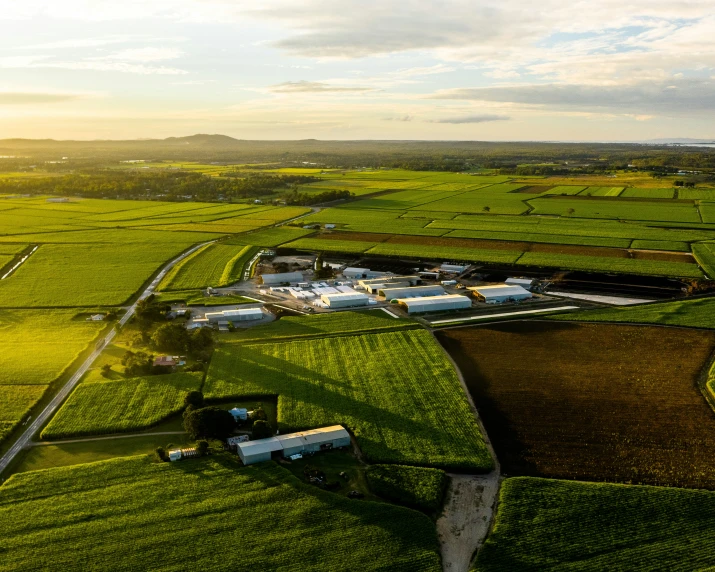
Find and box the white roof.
[469,284,532,297]
[397,294,472,309]
[505,278,534,286]
[261,271,304,284]
[321,292,369,302]
[277,426,350,449]
[237,437,283,456]
[222,308,263,318]
[344,267,370,273]
[380,285,445,298]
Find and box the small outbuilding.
[153,356,177,368]
[469,284,533,303]
[229,407,248,421]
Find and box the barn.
[397,294,472,314]
[469,284,533,303]
[236,437,283,465]
[277,426,351,457]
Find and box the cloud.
[383,115,414,122]
[269,81,374,93]
[429,80,715,114]
[0,92,86,104]
[429,114,510,124]
[0,50,188,75]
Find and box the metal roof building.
[205,308,264,323]
[343,267,386,279]
[397,294,472,314]
[379,284,445,299]
[236,437,283,465]
[358,275,420,288]
[505,277,535,288]
[440,263,469,273]
[320,292,369,308]
[237,425,351,465]
[469,284,533,303]
[364,281,410,294]
[277,426,351,457]
[260,271,304,285]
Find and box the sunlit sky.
[2,0,715,141]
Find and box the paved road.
[0,240,214,477]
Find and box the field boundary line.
[32,431,186,446]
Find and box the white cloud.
[268,81,374,93]
[429,114,510,124]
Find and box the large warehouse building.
[379,284,445,299]
[397,294,472,314]
[320,292,370,308]
[205,308,264,322]
[237,425,351,465]
[260,271,304,285]
[469,284,533,303]
[343,267,387,280]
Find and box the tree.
[566,208,576,216]
[189,327,214,352]
[252,405,268,423]
[184,390,204,409]
[196,440,209,456]
[252,419,273,440]
[121,350,154,376]
[482,206,490,212]
[155,446,168,462]
[100,363,112,378]
[152,323,189,353]
[183,406,236,440]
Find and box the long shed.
[397,294,472,314]
[379,284,445,299]
[236,437,283,464]
[469,284,533,303]
[261,271,304,285]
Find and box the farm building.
[277,426,351,457]
[469,284,533,303]
[363,281,410,294]
[168,448,199,462]
[379,285,445,299]
[325,224,336,229]
[237,425,351,465]
[236,437,283,464]
[440,263,469,273]
[260,271,304,285]
[205,308,264,323]
[153,356,177,368]
[229,407,248,421]
[357,275,420,289]
[397,294,472,314]
[87,314,105,321]
[343,267,386,280]
[321,292,370,308]
[505,277,535,289]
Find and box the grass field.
[438,322,715,488]
[206,329,493,471]
[227,226,315,247]
[476,477,715,571]
[41,372,204,439]
[528,197,701,223]
[0,456,441,571]
[692,242,715,278]
[158,243,258,290]
[366,465,448,514]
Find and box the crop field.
[621,187,675,199]
[578,186,623,196]
[445,228,632,248]
[41,372,204,439]
[0,243,29,255]
[438,322,715,488]
[0,385,48,442]
[0,309,105,442]
[680,189,715,200]
[477,477,715,571]
[516,251,702,278]
[345,189,465,210]
[545,185,587,195]
[366,465,448,514]
[631,239,690,251]
[692,242,715,278]
[528,197,702,222]
[227,226,314,247]
[284,237,379,254]
[158,243,258,290]
[206,329,493,471]
[552,297,715,329]
[0,456,441,571]
[223,310,417,343]
[0,241,203,307]
[368,242,523,264]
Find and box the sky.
[1,0,715,141]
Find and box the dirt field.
[437,322,715,489]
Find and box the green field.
[692,242,715,278]
[227,226,315,247]
[476,477,715,571]
[285,237,380,254]
[528,197,701,223]
[41,372,204,439]
[0,456,441,571]
[206,329,493,471]
[158,243,258,290]
[222,310,417,343]
[552,297,715,329]
[366,465,448,514]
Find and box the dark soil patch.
[437,322,715,489]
